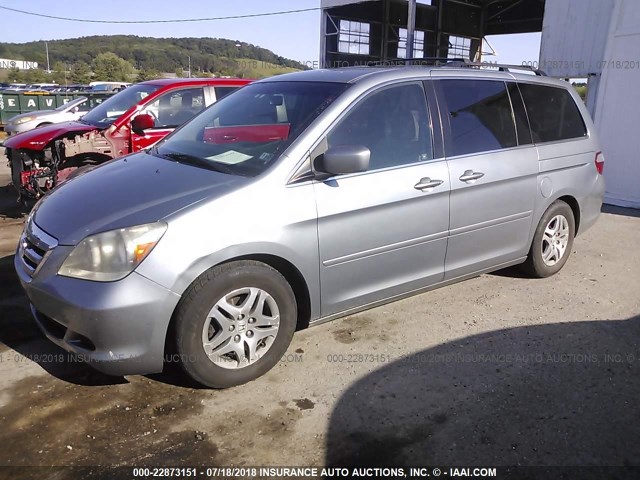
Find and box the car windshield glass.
[55,97,87,112]
[154,81,348,177]
[82,84,159,127]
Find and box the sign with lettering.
[0,58,39,70]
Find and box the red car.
[4,78,251,201]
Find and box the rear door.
[314,81,450,317]
[434,78,538,279]
[131,87,206,152]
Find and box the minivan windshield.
[54,96,87,112]
[154,81,348,177]
[82,84,160,128]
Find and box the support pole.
[406,0,417,64]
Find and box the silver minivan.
[16,65,605,387]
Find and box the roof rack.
[402,57,547,76]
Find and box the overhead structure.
[320,0,546,67]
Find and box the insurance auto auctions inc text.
[245,467,497,477]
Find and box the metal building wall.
[593,1,640,208]
[539,0,615,78]
[540,0,640,208]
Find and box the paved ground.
[0,146,638,474]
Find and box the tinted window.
[518,83,587,143]
[328,83,433,171]
[214,86,238,101]
[440,80,517,156]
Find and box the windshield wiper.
[157,151,233,175]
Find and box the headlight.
[14,116,35,125]
[58,222,167,282]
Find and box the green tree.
[0,35,307,79]
[174,68,184,78]
[136,68,160,82]
[92,52,134,82]
[24,68,49,83]
[6,67,24,83]
[50,61,68,84]
[70,61,92,84]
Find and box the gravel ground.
[0,147,638,476]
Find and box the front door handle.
[459,170,485,182]
[414,177,444,191]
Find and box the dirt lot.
[0,147,638,476]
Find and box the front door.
[314,81,450,317]
[131,87,206,152]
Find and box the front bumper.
[15,239,181,376]
[4,123,31,136]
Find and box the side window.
[214,86,238,101]
[439,79,517,157]
[518,83,587,143]
[327,83,433,171]
[139,87,205,129]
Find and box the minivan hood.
[3,121,96,150]
[33,151,250,245]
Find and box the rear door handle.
[459,170,485,182]
[414,177,444,191]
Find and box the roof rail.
[402,57,547,76]
[442,60,547,76]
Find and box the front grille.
[19,219,58,279]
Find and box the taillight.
[595,151,605,175]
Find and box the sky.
[0,0,541,66]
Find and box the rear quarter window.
[518,83,587,143]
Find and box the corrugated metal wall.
[541,0,640,208]
[593,0,640,208]
[539,0,615,77]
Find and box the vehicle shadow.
[0,180,28,219]
[487,265,527,278]
[0,254,127,386]
[325,316,640,473]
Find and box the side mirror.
[315,145,370,178]
[131,113,155,134]
[72,106,79,113]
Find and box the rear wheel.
[174,260,297,388]
[522,200,575,278]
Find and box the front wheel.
[522,200,575,278]
[173,260,297,388]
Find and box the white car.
[4,97,89,136]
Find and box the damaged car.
[4,77,251,202]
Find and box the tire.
[173,260,297,388]
[522,200,575,278]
